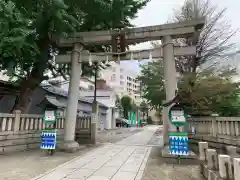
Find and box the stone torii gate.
[55,19,204,152]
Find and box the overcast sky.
[123,0,240,71]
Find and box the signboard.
[40,129,57,150]
[91,113,96,123]
[43,110,56,124]
[168,132,188,156]
[112,33,126,56]
[168,104,187,127]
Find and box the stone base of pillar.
[58,140,81,153]
[161,146,198,164]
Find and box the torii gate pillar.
[162,35,178,145]
[59,43,83,152]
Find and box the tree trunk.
[10,73,42,113]
[123,108,128,119]
[11,39,49,113]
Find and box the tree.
[142,0,239,116]
[172,0,237,73]
[152,0,237,73]
[138,57,240,116]
[120,95,132,119]
[0,0,150,113]
[140,101,148,113]
[137,60,165,110]
[140,100,148,121]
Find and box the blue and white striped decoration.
[40,130,57,150]
[169,135,188,156]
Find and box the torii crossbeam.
[55,19,205,152]
[55,46,196,63]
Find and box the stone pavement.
[116,126,162,146]
[31,125,160,180]
[0,128,143,180]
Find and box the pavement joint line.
[65,145,127,180]
[39,145,126,180]
[29,126,161,180]
[29,144,107,180]
[108,147,137,180]
[134,147,152,180]
[85,145,129,179]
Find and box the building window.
[111,74,116,81]
[88,85,94,90]
[120,81,124,85]
[120,75,124,79]
[120,68,124,72]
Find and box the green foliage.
[140,0,239,116]
[0,0,149,112]
[138,57,240,116]
[0,0,38,77]
[140,101,148,112]
[0,0,150,78]
[120,95,133,118]
[137,60,165,110]
[177,68,240,116]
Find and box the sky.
[122,0,240,72]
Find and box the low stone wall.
[186,117,240,138]
[0,111,92,154]
[0,130,65,154]
[198,141,240,180]
[185,116,240,152]
[189,135,240,154]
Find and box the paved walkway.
[31,126,160,180]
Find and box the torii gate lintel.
[56,19,204,152]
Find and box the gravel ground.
[142,147,205,180]
[0,128,142,180]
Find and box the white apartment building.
[99,62,142,105]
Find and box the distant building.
[99,62,142,105]
[50,62,143,105]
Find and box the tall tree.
[0,0,150,113]
[120,95,132,119]
[138,59,240,115]
[177,67,240,115]
[137,60,165,110]
[173,0,237,73]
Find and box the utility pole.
[93,64,98,103]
